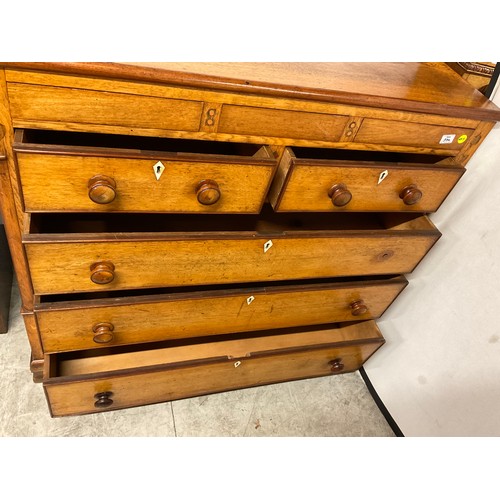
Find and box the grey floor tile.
[172,375,395,437]
[0,283,176,437]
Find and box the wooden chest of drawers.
[1,62,499,417]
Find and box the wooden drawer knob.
[329,358,345,372]
[196,179,221,205]
[328,183,352,207]
[399,184,422,205]
[350,300,368,316]
[92,322,114,344]
[94,391,114,408]
[90,261,115,285]
[88,175,117,204]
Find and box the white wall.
[364,85,500,436]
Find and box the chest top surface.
[4,62,500,121]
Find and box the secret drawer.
[43,320,385,417]
[14,129,276,214]
[270,147,465,212]
[35,276,407,352]
[24,210,440,294]
[354,118,474,151]
[7,83,204,135]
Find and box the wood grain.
[8,83,204,133]
[6,62,500,121]
[354,118,474,150]
[57,321,382,375]
[5,69,482,129]
[35,277,407,352]
[16,150,276,214]
[273,151,465,212]
[217,104,349,142]
[24,220,439,294]
[0,70,40,361]
[44,321,384,416]
[1,62,497,417]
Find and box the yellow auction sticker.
[458,134,468,144]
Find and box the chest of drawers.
[1,62,499,417]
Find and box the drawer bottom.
[44,321,384,417]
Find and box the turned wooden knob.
[94,391,114,408]
[350,300,368,316]
[328,183,352,207]
[196,179,221,205]
[88,175,116,204]
[92,322,114,344]
[399,184,422,205]
[90,261,115,285]
[329,358,345,372]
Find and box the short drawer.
[35,276,407,352]
[14,130,276,214]
[24,210,440,294]
[43,320,385,416]
[270,147,465,212]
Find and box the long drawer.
[35,276,407,352]
[43,320,385,417]
[270,146,465,212]
[24,210,440,294]
[14,129,277,214]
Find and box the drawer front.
[16,150,276,214]
[274,156,464,212]
[25,228,438,294]
[36,277,407,352]
[45,340,383,417]
[355,118,474,151]
[8,83,203,133]
[217,104,350,142]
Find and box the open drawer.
[35,275,407,353]
[269,146,465,212]
[14,129,277,214]
[43,320,385,417]
[24,209,440,294]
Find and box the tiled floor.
[0,282,395,437]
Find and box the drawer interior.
[49,320,383,378]
[36,274,405,304]
[290,146,453,165]
[15,128,267,159]
[27,205,436,236]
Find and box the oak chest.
[1,62,498,417]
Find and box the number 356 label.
[439,134,468,145]
[440,134,456,144]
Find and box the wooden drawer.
[43,320,385,416]
[8,83,203,134]
[24,210,440,294]
[35,276,407,353]
[270,147,465,212]
[354,118,474,151]
[217,104,350,142]
[14,130,276,214]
